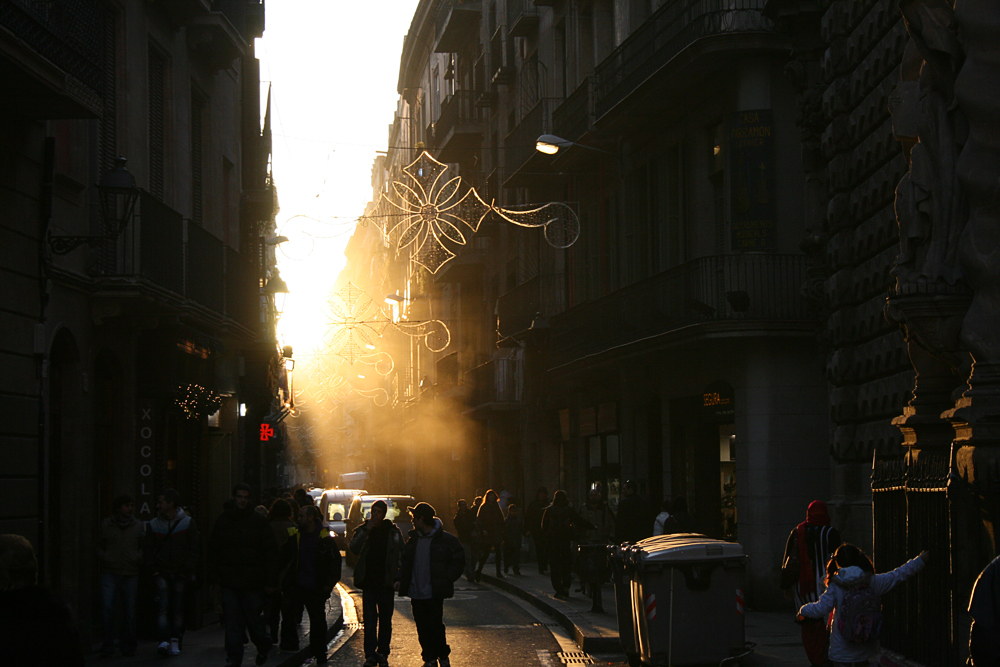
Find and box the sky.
[256,1,420,354]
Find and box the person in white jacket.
[652,499,671,536]
[797,544,929,666]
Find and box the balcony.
[0,0,105,118]
[92,192,258,331]
[434,0,480,53]
[244,185,276,221]
[593,0,778,120]
[434,235,490,284]
[433,90,484,163]
[549,254,811,368]
[552,77,593,146]
[489,25,514,86]
[504,98,559,188]
[507,0,539,37]
[466,352,523,410]
[497,273,566,338]
[188,10,246,71]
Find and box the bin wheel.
[626,653,643,667]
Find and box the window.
[148,44,167,199]
[663,144,685,269]
[191,88,207,225]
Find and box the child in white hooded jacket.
[797,544,929,666]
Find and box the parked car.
[344,494,416,567]
[320,488,366,551]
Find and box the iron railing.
[504,98,558,176]
[435,90,481,142]
[497,273,566,338]
[0,0,105,92]
[593,0,776,119]
[94,192,258,327]
[507,0,538,35]
[552,77,592,145]
[466,353,523,407]
[872,453,953,666]
[549,253,810,367]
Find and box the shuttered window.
[191,88,206,225]
[148,45,166,199]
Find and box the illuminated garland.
[175,383,222,420]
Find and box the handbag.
[780,554,800,589]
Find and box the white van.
[319,488,366,550]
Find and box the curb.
[274,609,345,667]
[478,573,620,653]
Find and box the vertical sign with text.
[730,109,776,251]
[136,400,155,521]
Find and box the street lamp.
[265,271,290,318]
[535,134,615,157]
[48,156,139,255]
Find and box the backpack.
[837,584,882,643]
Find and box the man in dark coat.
[542,490,592,598]
[452,499,477,582]
[279,504,341,664]
[396,502,465,667]
[143,488,200,657]
[351,499,404,667]
[524,487,549,574]
[614,480,650,544]
[209,483,277,667]
[97,493,144,657]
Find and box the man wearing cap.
[350,499,404,667]
[395,502,465,667]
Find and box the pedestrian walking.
[503,503,524,575]
[208,483,277,667]
[350,499,404,667]
[265,499,297,644]
[0,534,85,667]
[652,499,671,536]
[143,488,200,657]
[542,490,592,598]
[474,489,506,580]
[525,487,549,575]
[780,499,841,667]
[97,493,144,658]
[661,496,699,534]
[452,499,477,582]
[797,544,929,666]
[396,502,465,667]
[578,488,614,611]
[614,480,651,544]
[279,504,341,665]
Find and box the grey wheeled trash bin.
[630,534,746,666]
[609,543,641,666]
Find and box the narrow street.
[332,576,615,667]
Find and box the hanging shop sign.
[136,399,156,521]
[730,109,776,251]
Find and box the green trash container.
[630,535,746,666]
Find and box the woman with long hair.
[797,543,928,667]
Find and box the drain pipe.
[668,566,675,667]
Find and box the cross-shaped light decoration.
[375,151,580,274]
[303,349,394,408]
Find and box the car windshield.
[361,497,411,522]
[326,503,346,522]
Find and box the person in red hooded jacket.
[780,500,841,667]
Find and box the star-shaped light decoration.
[375,151,580,273]
[322,283,392,364]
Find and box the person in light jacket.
[797,544,929,667]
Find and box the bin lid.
[633,534,744,562]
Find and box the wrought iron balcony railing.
[593,0,777,119]
[93,192,258,329]
[507,0,538,36]
[497,273,566,338]
[466,353,523,408]
[435,0,481,53]
[0,0,105,92]
[504,98,558,178]
[549,253,810,367]
[552,77,593,145]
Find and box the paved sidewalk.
[86,590,344,667]
[478,569,803,666]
